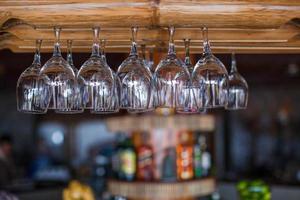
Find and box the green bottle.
[193,135,202,178]
[200,136,211,177]
[118,135,136,181]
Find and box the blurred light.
[155,107,175,116]
[297,170,300,182]
[287,63,299,77]
[0,64,5,76]
[51,130,64,145]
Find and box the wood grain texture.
[105,115,215,132]
[108,178,216,199]
[0,0,300,53]
[0,1,154,27]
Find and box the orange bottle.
[176,131,194,180]
[137,132,155,181]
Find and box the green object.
[118,135,136,181]
[236,180,271,200]
[193,144,202,178]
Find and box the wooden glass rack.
[1,0,300,54]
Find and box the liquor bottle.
[200,135,211,177]
[112,133,125,178]
[118,135,136,181]
[193,135,202,178]
[137,132,154,181]
[176,131,194,180]
[161,147,177,181]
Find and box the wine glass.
[63,40,84,113]
[176,38,198,114]
[94,38,120,113]
[40,27,78,113]
[117,27,154,113]
[99,39,120,113]
[16,40,51,114]
[154,26,190,111]
[78,27,119,113]
[192,27,228,109]
[226,52,248,110]
[141,44,157,111]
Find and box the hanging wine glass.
[154,26,190,111]
[93,38,120,113]
[117,27,154,113]
[40,27,77,113]
[226,52,248,110]
[78,27,119,113]
[176,38,198,114]
[63,39,84,113]
[192,27,228,109]
[16,40,51,114]
[140,44,157,111]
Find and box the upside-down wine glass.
[17,40,51,114]
[176,38,198,114]
[79,28,119,113]
[40,27,78,113]
[117,27,154,113]
[154,26,190,112]
[192,27,228,109]
[140,44,157,111]
[226,52,248,110]
[78,27,119,113]
[64,40,84,113]
[95,38,120,113]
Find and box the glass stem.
[202,27,212,56]
[167,26,176,55]
[141,44,146,60]
[149,48,154,62]
[67,40,74,66]
[100,39,107,63]
[91,27,100,57]
[33,39,42,65]
[184,39,191,65]
[53,27,62,57]
[231,52,238,73]
[129,26,138,57]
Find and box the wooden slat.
[2,24,299,42]
[0,1,154,28]
[108,178,216,199]
[105,115,216,132]
[159,1,300,28]
[2,33,300,54]
[1,1,299,29]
